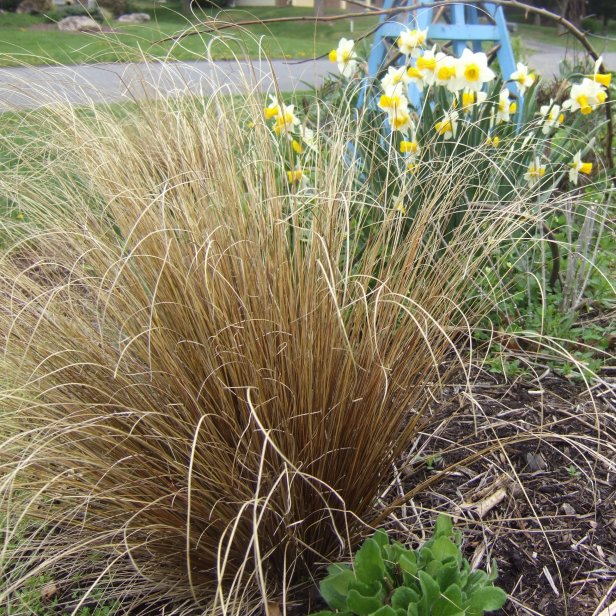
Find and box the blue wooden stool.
[365,0,519,109]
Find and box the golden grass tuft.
[0,63,572,613]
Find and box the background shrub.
[43,4,105,22]
[96,0,128,17]
[0,0,21,12]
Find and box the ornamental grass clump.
[0,50,605,614]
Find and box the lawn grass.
[515,22,616,53]
[2,2,614,68]
[0,3,377,67]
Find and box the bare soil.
[380,371,616,616]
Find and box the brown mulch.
[380,371,616,616]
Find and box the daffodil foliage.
[263,36,610,204]
[261,37,612,306]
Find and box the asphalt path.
[0,43,615,111]
[0,58,332,111]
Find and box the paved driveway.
[0,58,332,111]
[0,44,614,111]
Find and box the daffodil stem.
[541,222,561,292]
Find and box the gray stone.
[117,12,150,23]
[57,15,102,32]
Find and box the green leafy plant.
[567,464,581,478]
[311,516,507,616]
[43,4,105,22]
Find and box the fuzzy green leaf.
[417,547,434,569]
[346,588,383,615]
[398,553,418,587]
[320,568,355,611]
[436,561,459,591]
[368,607,397,616]
[355,538,385,585]
[434,514,454,538]
[486,560,499,583]
[372,529,390,552]
[418,570,440,613]
[431,536,460,563]
[465,569,487,593]
[383,542,407,567]
[390,586,417,611]
[468,586,508,612]
[432,583,463,616]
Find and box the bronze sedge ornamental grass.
[0,60,562,613]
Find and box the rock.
[561,503,576,516]
[40,581,59,603]
[117,12,150,23]
[526,451,547,471]
[57,15,102,31]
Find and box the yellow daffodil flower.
[563,78,607,115]
[539,101,564,135]
[455,49,495,92]
[397,28,428,58]
[510,62,536,96]
[330,38,358,78]
[569,151,593,185]
[435,110,458,139]
[400,140,419,154]
[524,158,546,187]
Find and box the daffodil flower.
[381,66,411,96]
[568,151,593,185]
[434,52,458,91]
[461,90,475,112]
[299,125,318,152]
[389,108,414,133]
[486,135,500,147]
[435,110,458,139]
[454,49,495,92]
[524,158,546,187]
[539,101,564,135]
[264,95,281,120]
[393,196,406,215]
[378,92,409,115]
[563,78,607,115]
[287,167,309,187]
[397,28,428,58]
[400,140,419,155]
[273,104,300,135]
[406,65,426,91]
[329,38,358,78]
[414,48,439,86]
[459,89,486,113]
[589,56,612,87]
[496,88,514,123]
[510,62,535,96]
